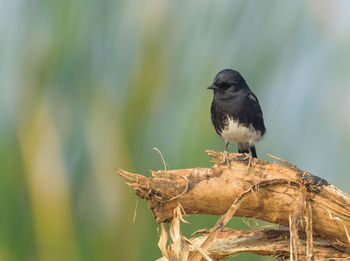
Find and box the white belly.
[220,118,262,145]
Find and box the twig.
[153,147,168,172]
[133,199,139,223]
[305,200,314,261]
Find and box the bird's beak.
[207,85,216,90]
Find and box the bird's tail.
[250,146,257,158]
[238,143,257,158]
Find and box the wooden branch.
[116,150,350,259]
[188,228,350,260]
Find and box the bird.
[207,69,266,168]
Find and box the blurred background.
[1,0,350,260]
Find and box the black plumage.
[208,69,265,161]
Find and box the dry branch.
[189,228,350,260]
[116,150,350,259]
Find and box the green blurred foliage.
[1,0,350,260]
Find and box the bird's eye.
[219,82,231,89]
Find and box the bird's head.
[207,69,247,98]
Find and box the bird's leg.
[224,142,229,164]
[246,148,253,171]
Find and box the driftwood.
[116,150,350,260]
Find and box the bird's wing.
[241,92,266,134]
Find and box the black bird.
[208,69,266,167]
